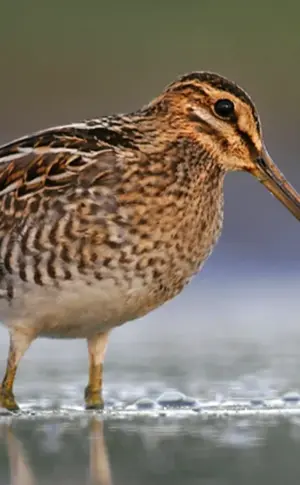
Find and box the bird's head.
[149,72,300,220]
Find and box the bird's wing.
[0,123,130,285]
[0,123,125,226]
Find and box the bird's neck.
[165,142,225,265]
[122,133,225,267]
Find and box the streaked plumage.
[0,72,299,411]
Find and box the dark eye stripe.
[236,128,258,158]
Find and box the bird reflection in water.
[0,418,113,485]
[89,418,113,485]
[3,424,35,485]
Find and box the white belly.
[0,278,159,339]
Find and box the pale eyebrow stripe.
[188,106,224,130]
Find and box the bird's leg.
[0,329,33,411]
[85,332,110,410]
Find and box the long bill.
[250,146,300,221]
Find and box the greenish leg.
[85,332,109,410]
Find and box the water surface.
[0,277,299,484]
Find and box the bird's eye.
[214,99,235,119]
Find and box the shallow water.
[0,277,300,484]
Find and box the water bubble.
[283,391,300,404]
[157,391,197,409]
[135,398,157,410]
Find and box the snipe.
[0,72,299,411]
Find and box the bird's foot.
[0,387,19,412]
[84,385,104,410]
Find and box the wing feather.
[0,125,126,288]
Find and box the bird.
[0,71,299,412]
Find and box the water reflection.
[3,425,35,485]
[0,418,113,485]
[89,419,113,485]
[2,414,300,484]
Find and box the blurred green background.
[0,0,299,272]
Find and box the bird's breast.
[0,214,222,339]
[0,177,224,338]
